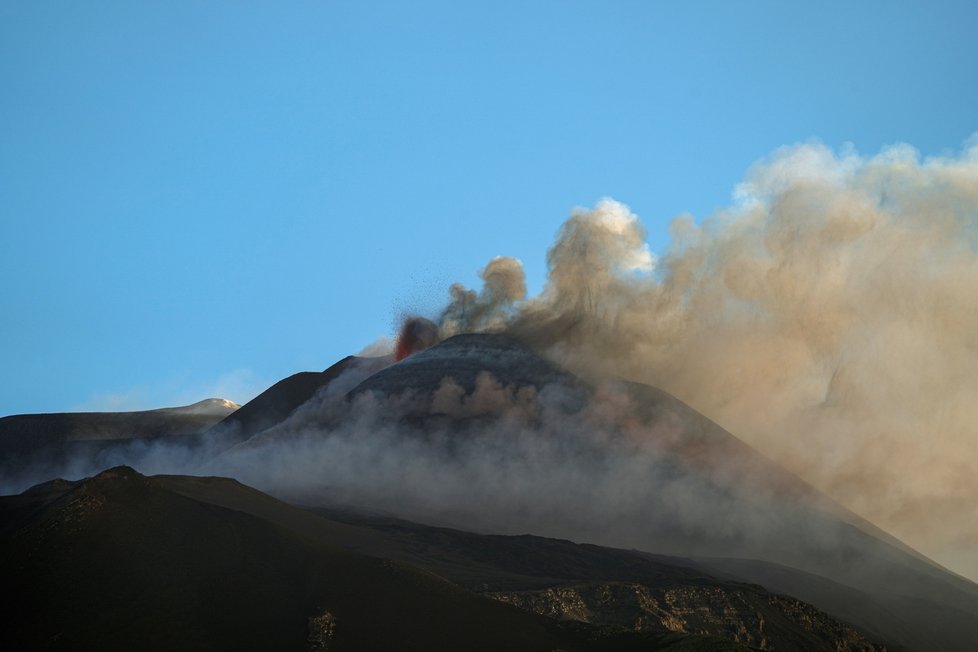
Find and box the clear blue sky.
[2,1,976,415]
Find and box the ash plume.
[435,138,978,580]
[440,255,527,336]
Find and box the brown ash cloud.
[426,138,978,580]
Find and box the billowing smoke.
[440,255,527,336]
[436,138,978,580]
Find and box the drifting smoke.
[219,360,850,570]
[432,138,978,579]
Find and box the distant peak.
[161,398,241,416]
[95,465,144,480]
[192,398,241,410]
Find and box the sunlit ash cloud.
[422,137,978,579]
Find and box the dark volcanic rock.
[301,505,887,651]
[0,467,747,652]
[492,583,885,652]
[350,333,585,399]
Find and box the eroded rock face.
[491,582,886,652]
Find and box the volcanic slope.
[0,355,389,494]
[5,333,978,650]
[159,470,886,651]
[200,354,389,445]
[0,398,238,493]
[0,466,746,652]
[232,332,978,652]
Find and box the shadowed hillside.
[4,333,977,651]
[155,472,887,651]
[0,467,747,652]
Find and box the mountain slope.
[0,398,237,448]
[201,355,379,444]
[153,472,885,651]
[1,467,746,652]
[0,399,238,493]
[240,332,977,652]
[5,332,977,651]
[0,354,382,493]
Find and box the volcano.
[2,333,977,651]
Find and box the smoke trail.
[439,138,978,580]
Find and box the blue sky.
[2,0,976,415]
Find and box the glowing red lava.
[394,317,439,361]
